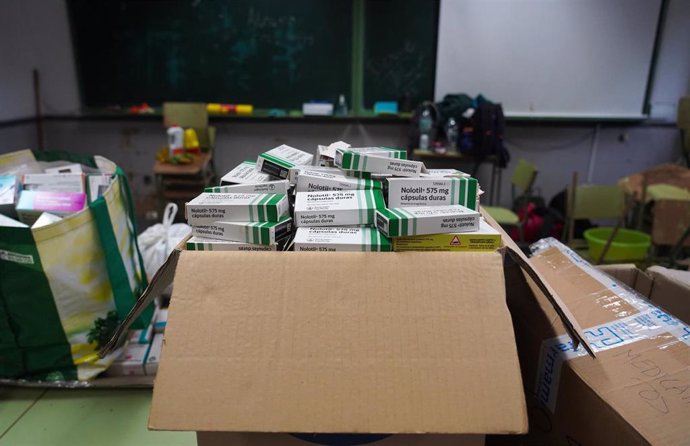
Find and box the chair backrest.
[511,159,538,194]
[572,184,626,220]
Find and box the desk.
[0,387,195,445]
[412,150,503,205]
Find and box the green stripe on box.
[390,208,408,236]
[362,153,368,171]
[372,179,382,190]
[467,178,477,210]
[356,190,364,224]
[261,153,293,169]
[376,208,396,237]
[186,242,195,251]
[353,153,361,170]
[399,208,418,235]
[256,196,267,222]
[370,227,377,251]
[450,178,456,204]
[459,179,467,208]
[379,231,391,251]
[252,225,260,244]
[248,194,263,222]
[364,190,374,225]
[266,195,280,222]
[339,151,353,169]
[372,189,386,210]
[260,223,270,245]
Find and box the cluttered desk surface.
[0,387,194,446]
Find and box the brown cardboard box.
[599,264,690,325]
[507,239,690,446]
[102,215,592,446]
[148,251,529,445]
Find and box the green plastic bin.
[584,228,651,262]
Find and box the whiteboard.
[435,0,662,119]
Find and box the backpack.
[472,102,510,168]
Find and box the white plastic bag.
[138,203,191,281]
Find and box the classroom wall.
[0,0,80,122]
[0,0,688,212]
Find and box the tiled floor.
[0,388,195,445]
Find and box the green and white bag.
[0,150,153,381]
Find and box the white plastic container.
[167,125,185,157]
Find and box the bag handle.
[90,169,152,328]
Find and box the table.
[412,150,503,205]
[0,387,195,445]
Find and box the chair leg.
[596,225,620,265]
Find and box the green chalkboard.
[363,0,439,110]
[68,0,353,109]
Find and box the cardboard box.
[392,220,501,252]
[0,175,18,216]
[294,190,386,227]
[288,165,343,184]
[295,169,382,193]
[191,217,293,245]
[506,238,690,446]
[335,148,425,177]
[145,333,164,376]
[185,193,289,225]
[205,180,290,195]
[44,163,84,174]
[106,343,148,376]
[422,169,468,178]
[341,147,408,159]
[598,264,690,325]
[16,190,86,225]
[316,141,350,166]
[86,174,112,202]
[196,433,485,446]
[376,205,480,237]
[128,322,154,345]
[256,145,314,179]
[186,236,284,252]
[0,149,42,175]
[31,212,63,229]
[154,309,168,334]
[293,226,392,252]
[220,161,274,185]
[22,173,85,193]
[100,209,603,443]
[0,213,27,228]
[387,177,479,210]
[145,250,532,442]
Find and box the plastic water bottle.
[445,117,459,152]
[167,125,184,157]
[419,109,433,150]
[335,94,348,116]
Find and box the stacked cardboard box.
[0,152,114,227]
[189,143,501,253]
[185,192,292,251]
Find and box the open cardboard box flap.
[148,251,526,434]
[101,212,591,435]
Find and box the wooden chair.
[484,159,538,243]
